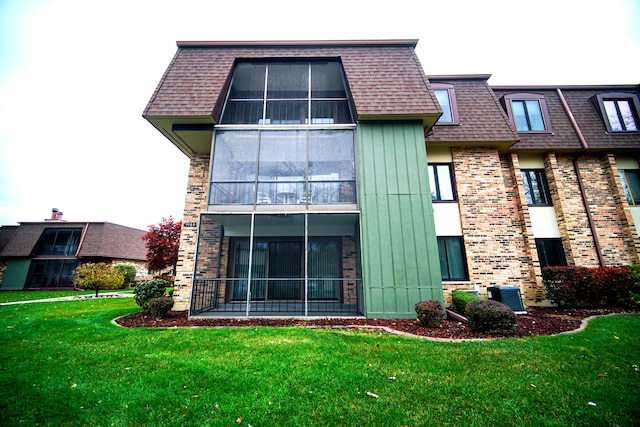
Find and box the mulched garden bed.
[115,306,635,340]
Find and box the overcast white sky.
[1,0,639,230]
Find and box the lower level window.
[535,238,567,267]
[437,236,468,281]
[26,259,78,288]
[230,237,340,301]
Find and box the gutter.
[557,88,604,266]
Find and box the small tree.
[142,216,182,275]
[114,264,137,287]
[74,262,124,297]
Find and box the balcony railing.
[190,278,363,317]
[209,180,356,205]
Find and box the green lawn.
[0,297,638,427]
[0,289,134,304]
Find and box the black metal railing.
[190,277,363,317]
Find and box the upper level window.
[432,84,459,124]
[428,164,456,201]
[36,228,82,256]
[619,169,640,205]
[521,169,552,206]
[210,130,356,206]
[503,93,551,132]
[592,92,640,133]
[220,61,354,125]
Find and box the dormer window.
[432,83,459,124]
[503,93,552,133]
[220,60,354,125]
[592,93,640,133]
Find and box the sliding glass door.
[231,238,338,301]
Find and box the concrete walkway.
[0,292,134,306]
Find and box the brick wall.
[173,154,210,311]
[452,147,533,299]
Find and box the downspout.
[557,88,604,266]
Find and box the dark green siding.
[357,121,443,318]
[0,259,31,290]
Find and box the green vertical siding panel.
[0,259,30,290]
[358,121,443,318]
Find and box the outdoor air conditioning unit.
[487,286,525,313]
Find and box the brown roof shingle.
[143,40,441,124]
[0,222,146,261]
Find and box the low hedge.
[542,265,639,308]
[465,300,516,332]
[451,290,481,313]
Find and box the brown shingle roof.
[0,222,146,261]
[492,85,640,151]
[143,40,441,124]
[425,76,517,146]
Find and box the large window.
[432,84,458,124]
[619,169,640,205]
[221,61,353,125]
[26,259,78,288]
[503,94,551,132]
[437,236,468,281]
[592,93,640,133]
[210,130,356,205]
[35,228,82,256]
[429,164,456,201]
[230,237,340,301]
[521,169,552,206]
[535,238,567,267]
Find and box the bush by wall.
[542,266,638,308]
[465,300,516,332]
[133,278,169,310]
[114,264,137,288]
[414,300,445,327]
[451,290,481,314]
[149,296,174,319]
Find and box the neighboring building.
[143,40,640,318]
[0,210,148,290]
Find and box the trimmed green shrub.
[133,278,169,310]
[465,299,516,332]
[451,290,481,313]
[148,296,174,319]
[414,300,445,327]
[114,264,137,287]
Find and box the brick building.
[0,210,148,289]
[144,40,640,318]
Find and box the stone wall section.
[173,154,210,311]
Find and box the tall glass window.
[210,130,356,206]
[36,229,82,256]
[221,61,353,125]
